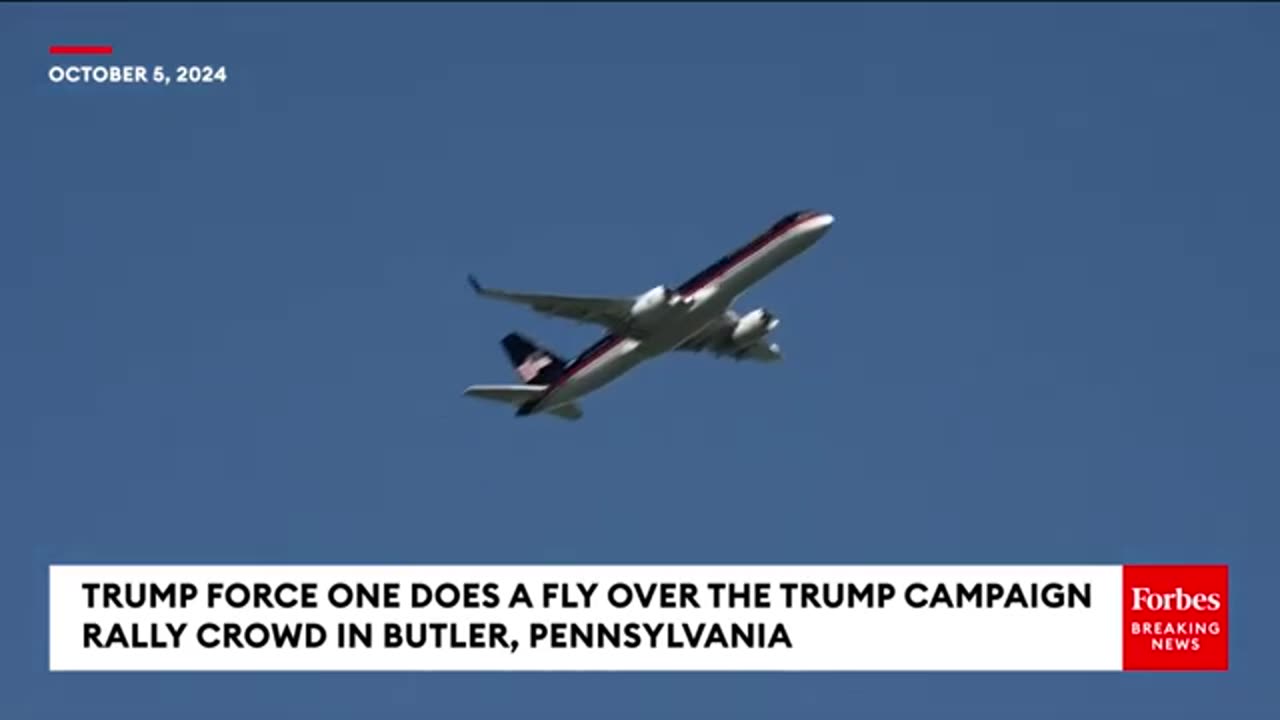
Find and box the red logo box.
[1122,564,1229,671]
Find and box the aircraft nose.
[808,213,835,238]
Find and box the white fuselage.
[526,212,834,416]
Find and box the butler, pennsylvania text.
[84,619,796,652]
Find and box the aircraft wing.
[675,312,783,363]
[468,275,635,334]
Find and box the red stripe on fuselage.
[675,212,818,295]
[547,334,624,389]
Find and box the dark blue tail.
[501,332,567,386]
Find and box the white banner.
[48,564,1228,672]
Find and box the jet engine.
[631,285,676,319]
[731,308,781,345]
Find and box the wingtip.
[467,274,483,293]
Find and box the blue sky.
[3,2,1277,717]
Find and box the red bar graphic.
[49,45,113,55]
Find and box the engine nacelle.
[631,285,676,319]
[732,308,780,345]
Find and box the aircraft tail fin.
[501,332,568,385]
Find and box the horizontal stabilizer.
[463,384,583,421]
[464,383,545,404]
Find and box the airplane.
[463,209,836,420]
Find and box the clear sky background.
[3,2,1277,717]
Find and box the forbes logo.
[1121,565,1229,672]
[1130,587,1223,613]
